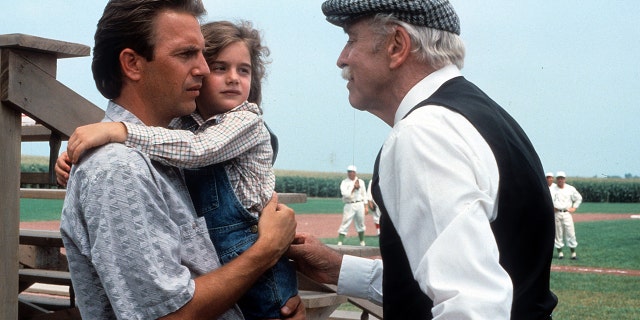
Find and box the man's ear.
[119,48,143,81]
[387,26,411,69]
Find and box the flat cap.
[321,0,460,35]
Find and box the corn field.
[570,178,640,202]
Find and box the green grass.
[578,202,640,213]
[20,198,63,221]
[552,220,640,270]
[550,273,640,320]
[286,197,345,214]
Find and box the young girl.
[57,20,297,320]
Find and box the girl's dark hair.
[92,0,206,99]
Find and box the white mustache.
[341,66,352,81]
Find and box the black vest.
[372,76,557,319]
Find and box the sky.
[3,1,639,178]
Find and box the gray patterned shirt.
[60,101,244,320]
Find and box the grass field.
[19,198,640,318]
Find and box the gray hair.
[369,14,465,70]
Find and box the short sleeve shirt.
[60,101,244,319]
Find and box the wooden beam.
[0,33,89,59]
[21,173,53,185]
[20,188,66,199]
[21,124,53,142]
[3,50,104,138]
[279,193,307,204]
[19,229,64,248]
[19,244,68,271]
[0,58,21,319]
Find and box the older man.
[288,1,557,319]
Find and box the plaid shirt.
[123,102,275,215]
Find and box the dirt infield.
[20,213,638,276]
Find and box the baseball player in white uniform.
[550,171,583,259]
[337,165,368,246]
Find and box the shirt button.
[250,225,258,233]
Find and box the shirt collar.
[105,100,145,124]
[394,64,462,125]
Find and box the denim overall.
[184,163,297,319]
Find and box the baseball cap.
[347,165,357,172]
[545,172,554,178]
[556,171,566,178]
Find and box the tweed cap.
[321,0,460,35]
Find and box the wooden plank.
[0,63,21,319]
[25,283,70,297]
[327,244,381,258]
[19,293,71,311]
[19,244,68,271]
[19,269,72,287]
[21,124,52,141]
[0,34,89,59]
[20,188,66,199]
[21,172,54,185]
[300,290,348,320]
[4,50,104,138]
[279,193,307,204]
[300,290,348,309]
[20,229,64,247]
